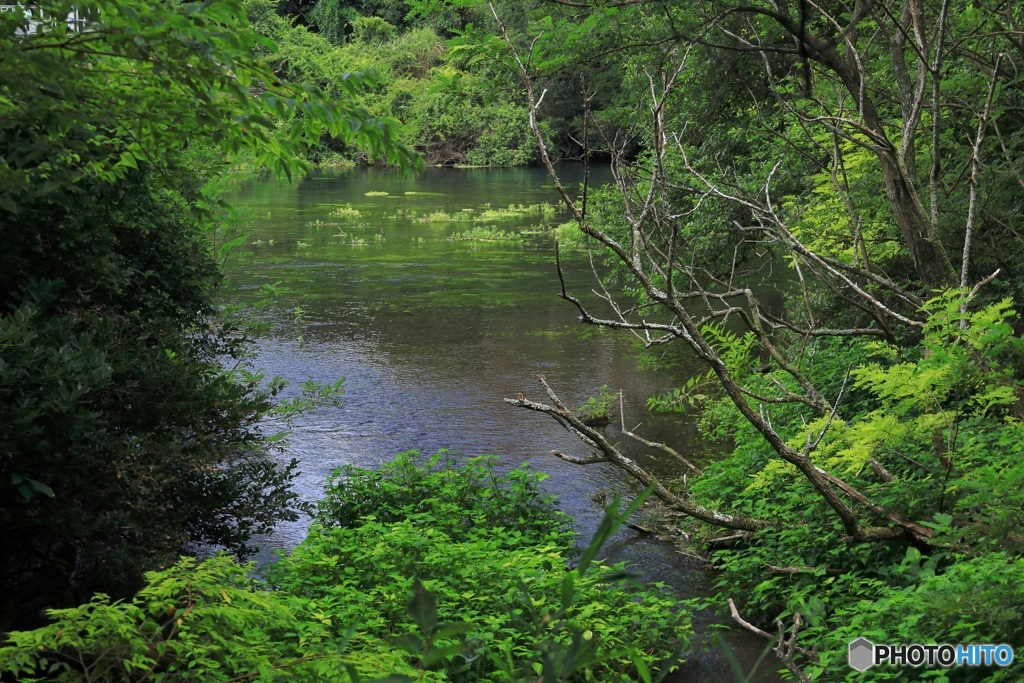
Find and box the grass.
[445,226,524,243]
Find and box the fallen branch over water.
[506,375,770,533]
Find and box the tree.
[0,0,411,630]
[489,1,1024,676]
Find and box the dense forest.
[2,0,1024,681]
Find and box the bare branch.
[551,450,606,465]
[619,391,704,474]
[961,52,1002,298]
[967,268,1001,303]
[728,598,816,682]
[505,377,769,532]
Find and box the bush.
[275,452,690,681]
[0,555,425,682]
[578,385,617,426]
[0,453,691,682]
[0,171,299,630]
[310,0,359,46]
[350,15,397,44]
[685,298,1024,680]
[810,553,1024,681]
[312,451,569,543]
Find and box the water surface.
[225,166,783,682]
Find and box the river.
[224,165,783,682]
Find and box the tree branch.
[505,376,769,532]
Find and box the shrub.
[312,451,570,544]
[0,453,691,682]
[350,16,397,44]
[280,452,690,681]
[0,555,426,682]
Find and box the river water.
[224,165,783,682]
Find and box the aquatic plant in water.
[415,203,558,224]
[307,219,342,228]
[417,210,471,223]
[446,226,523,243]
[328,204,361,219]
[477,202,556,222]
[579,385,616,426]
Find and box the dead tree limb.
[728,598,818,683]
[492,5,938,545]
[505,376,769,533]
[618,390,703,475]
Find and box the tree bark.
[732,2,959,288]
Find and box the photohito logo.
[849,638,1014,671]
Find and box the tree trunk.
[762,3,959,289]
[876,150,957,288]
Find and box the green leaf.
[407,578,438,632]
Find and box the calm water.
[224,166,783,682]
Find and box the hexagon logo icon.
[849,637,875,671]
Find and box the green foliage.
[810,553,1024,681]
[553,221,595,253]
[0,0,414,207]
[687,297,1024,678]
[330,204,364,219]
[578,385,617,426]
[310,0,360,46]
[0,0,413,630]
[782,141,901,266]
[0,170,301,628]
[274,453,688,681]
[0,454,691,682]
[245,0,540,166]
[351,16,398,44]
[647,370,716,414]
[0,554,421,682]
[445,226,524,243]
[416,203,555,222]
[312,451,570,543]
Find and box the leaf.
[407,578,437,632]
[560,574,575,611]
[434,621,476,639]
[389,633,423,654]
[631,651,652,683]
